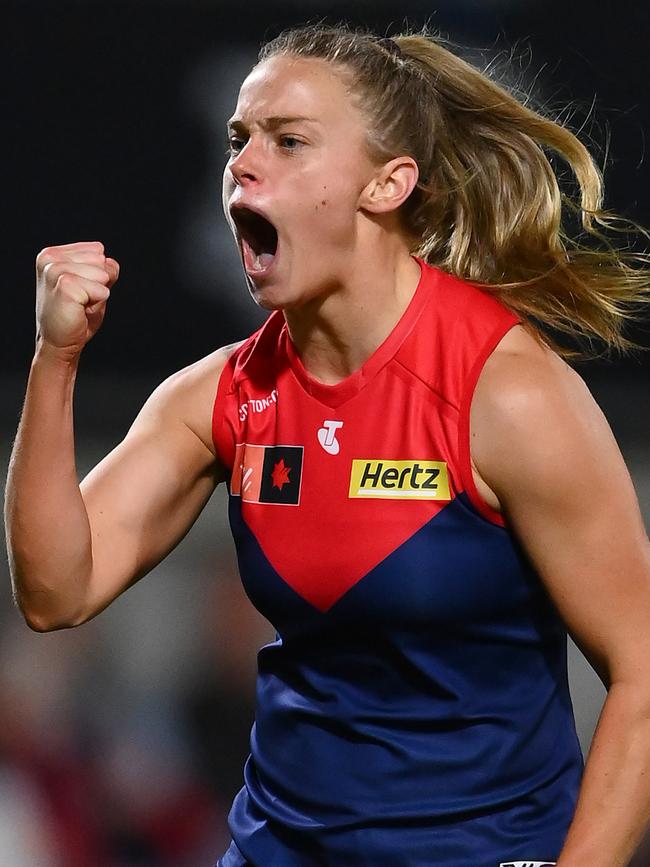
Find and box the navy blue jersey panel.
[226,490,583,864]
[225,779,572,866]
[216,838,253,867]
[230,491,561,633]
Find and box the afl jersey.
[212,258,583,867]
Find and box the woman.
[6,23,650,867]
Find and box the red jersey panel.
[214,259,515,611]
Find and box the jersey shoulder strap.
[397,264,522,409]
[397,264,523,525]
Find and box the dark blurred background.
[2,0,649,864]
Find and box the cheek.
[280,162,364,256]
[304,178,358,233]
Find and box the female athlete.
[6,23,650,867]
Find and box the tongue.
[243,239,275,273]
[252,252,275,271]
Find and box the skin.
[5,54,650,867]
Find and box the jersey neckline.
[281,256,436,409]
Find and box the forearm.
[4,340,93,630]
[557,681,650,867]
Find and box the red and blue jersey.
[212,258,582,867]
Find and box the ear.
[359,156,419,215]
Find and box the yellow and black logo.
[348,460,451,500]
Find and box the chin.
[246,276,290,311]
[252,294,284,312]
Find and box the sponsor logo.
[239,389,278,422]
[499,862,556,866]
[317,420,343,455]
[348,459,451,500]
[231,443,303,506]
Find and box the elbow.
[23,611,58,633]
[14,586,89,633]
[21,606,83,633]
[9,557,92,632]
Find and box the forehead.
[232,55,363,129]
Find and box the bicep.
[472,350,650,685]
[77,378,224,621]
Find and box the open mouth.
[230,206,279,276]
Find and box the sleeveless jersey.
[212,258,583,867]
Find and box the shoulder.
[152,313,282,456]
[471,326,650,682]
[474,325,587,425]
[135,341,245,457]
[470,323,621,507]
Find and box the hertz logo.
[349,460,451,500]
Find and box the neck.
[284,244,422,385]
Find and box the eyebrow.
[227,115,320,132]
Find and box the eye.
[279,135,304,152]
[227,136,246,156]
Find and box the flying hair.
[259,23,650,359]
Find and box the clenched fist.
[35,241,120,356]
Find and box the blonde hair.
[260,24,650,359]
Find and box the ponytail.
[260,24,650,358]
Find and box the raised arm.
[471,325,650,867]
[4,242,230,631]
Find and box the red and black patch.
[231,443,303,506]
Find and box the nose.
[228,139,262,187]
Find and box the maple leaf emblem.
[271,458,291,490]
